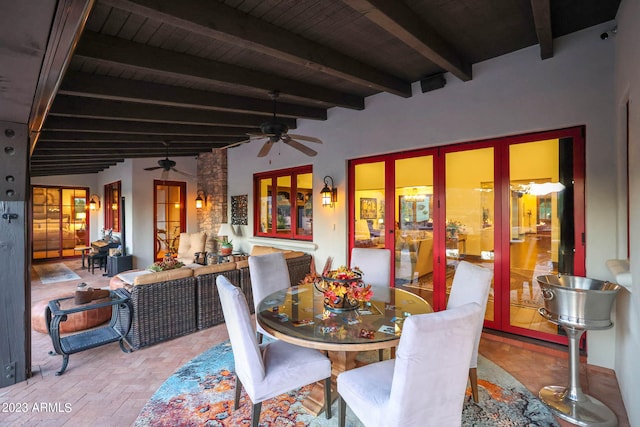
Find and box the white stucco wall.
[228,20,621,366]
[613,0,640,424]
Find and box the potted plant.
[217,238,233,256]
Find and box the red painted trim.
[346,126,584,346]
[253,165,313,241]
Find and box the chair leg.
[339,395,346,427]
[469,367,479,402]
[234,376,242,410]
[324,377,332,419]
[251,402,262,427]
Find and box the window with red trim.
[104,181,121,232]
[254,166,313,240]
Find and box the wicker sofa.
[111,247,312,350]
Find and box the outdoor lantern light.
[89,194,101,210]
[320,175,337,207]
[195,191,206,209]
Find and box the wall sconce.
[195,191,206,209]
[89,194,101,210]
[320,176,337,207]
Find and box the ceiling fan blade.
[287,134,323,144]
[222,138,252,149]
[283,137,318,157]
[171,168,194,177]
[257,140,275,157]
[144,166,163,171]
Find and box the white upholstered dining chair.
[248,252,291,342]
[337,303,483,427]
[350,247,391,287]
[447,260,494,402]
[216,275,333,426]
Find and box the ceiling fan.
[144,141,193,179]
[226,91,322,157]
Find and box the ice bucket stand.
[537,309,617,427]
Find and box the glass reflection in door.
[445,147,495,321]
[154,180,185,260]
[394,156,434,306]
[353,162,385,249]
[509,139,568,336]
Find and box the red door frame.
[348,126,585,345]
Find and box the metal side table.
[46,288,133,375]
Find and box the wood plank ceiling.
[30,0,620,176]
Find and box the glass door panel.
[394,155,434,306]
[154,180,185,260]
[32,186,88,260]
[445,147,495,322]
[353,162,385,249]
[276,176,292,236]
[508,139,568,336]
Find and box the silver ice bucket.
[536,275,620,330]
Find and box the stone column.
[196,149,227,253]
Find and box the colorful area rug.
[134,340,559,426]
[33,263,80,284]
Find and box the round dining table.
[256,282,432,415]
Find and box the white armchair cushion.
[176,231,206,263]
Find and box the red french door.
[349,127,585,344]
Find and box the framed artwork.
[399,195,431,229]
[360,198,377,219]
[231,194,248,225]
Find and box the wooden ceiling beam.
[530,0,554,60]
[38,131,244,143]
[31,149,209,158]
[33,142,224,151]
[42,117,257,136]
[30,159,123,165]
[101,0,411,98]
[59,72,327,120]
[75,31,365,110]
[340,0,472,81]
[31,155,129,161]
[49,95,297,128]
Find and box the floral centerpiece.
[148,257,184,272]
[309,265,373,311]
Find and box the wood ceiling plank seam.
[85,2,111,32]
[159,26,192,52]
[146,21,175,48]
[131,14,161,44]
[101,7,130,36]
[116,10,147,40]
